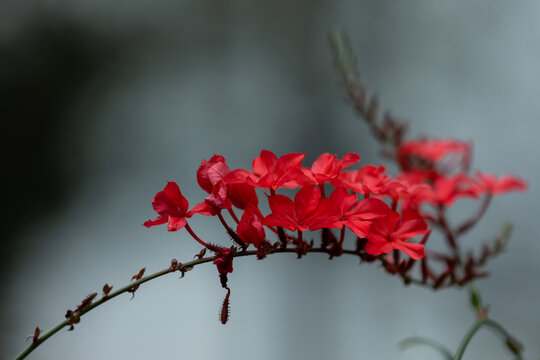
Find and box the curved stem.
[184,223,212,249]
[456,195,492,236]
[217,212,246,248]
[453,318,522,360]
[437,207,460,262]
[227,208,240,224]
[453,318,486,360]
[339,227,345,247]
[14,247,362,360]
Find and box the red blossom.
[304,152,361,186]
[143,182,190,231]
[379,179,410,204]
[476,172,528,195]
[197,155,228,193]
[366,210,429,260]
[248,150,306,190]
[335,164,388,196]
[428,173,480,206]
[310,187,390,237]
[263,184,321,232]
[191,155,258,216]
[237,204,266,248]
[397,138,471,169]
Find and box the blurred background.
[2,1,540,359]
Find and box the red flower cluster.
[144,144,526,279]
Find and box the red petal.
[151,191,176,216]
[263,213,298,231]
[267,194,295,217]
[197,155,226,193]
[223,169,255,184]
[294,184,321,220]
[327,187,357,216]
[237,205,266,247]
[349,198,389,220]
[338,152,361,169]
[275,153,305,176]
[274,168,305,189]
[252,150,277,176]
[300,167,317,184]
[143,216,168,228]
[187,202,218,217]
[393,219,428,241]
[163,182,189,214]
[308,197,340,230]
[229,183,258,209]
[344,220,371,238]
[207,162,231,185]
[254,173,275,189]
[311,153,337,176]
[365,234,393,255]
[167,216,187,232]
[477,172,528,195]
[393,241,424,260]
[370,211,401,236]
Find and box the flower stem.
[227,208,240,224]
[14,247,362,360]
[456,194,492,236]
[453,318,522,360]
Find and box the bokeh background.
[3,1,540,359]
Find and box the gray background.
[2,1,539,359]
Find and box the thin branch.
[14,247,366,360]
[453,318,523,360]
[456,195,492,236]
[328,28,406,147]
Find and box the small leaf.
[132,268,146,281]
[32,327,40,342]
[469,284,483,313]
[76,292,97,312]
[193,248,206,260]
[26,327,41,343]
[102,284,113,297]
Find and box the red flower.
[365,210,429,260]
[398,138,471,162]
[304,152,361,186]
[428,173,480,206]
[397,138,471,173]
[248,150,306,190]
[476,172,528,195]
[143,182,190,231]
[263,184,321,232]
[310,187,389,237]
[197,155,228,193]
[237,204,266,248]
[191,155,258,216]
[335,165,388,196]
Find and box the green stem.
[453,318,522,360]
[13,247,361,360]
[454,318,486,360]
